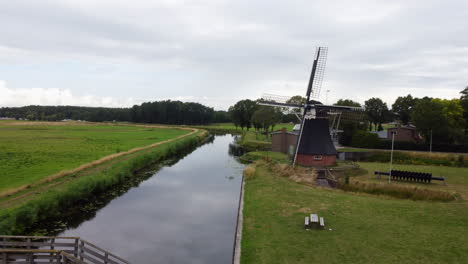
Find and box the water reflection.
[59,135,244,264]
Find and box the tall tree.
[228,99,258,130]
[460,86,468,134]
[334,99,361,107]
[392,94,416,125]
[364,98,391,131]
[251,106,281,133]
[286,95,306,115]
[411,98,449,143]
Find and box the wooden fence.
[0,235,129,264]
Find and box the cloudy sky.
[1,0,467,110]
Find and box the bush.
[338,180,458,201]
[358,151,468,167]
[243,165,257,180]
[350,131,381,148]
[349,130,468,153]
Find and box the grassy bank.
[241,163,468,263]
[238,131,272,151]
[0,121,189,195]
[0,129,208,234]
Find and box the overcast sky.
[1,0,467,110]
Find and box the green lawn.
[241,164,468,264]
[0,122,189,193]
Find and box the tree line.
[2,86,467,146]
[227,86,468,146]
[0,101,230,125]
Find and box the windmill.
[259,47,364,167]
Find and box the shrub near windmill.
[260,47,364,167]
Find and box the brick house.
[387,125,421,142]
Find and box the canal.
[59,134,244,263]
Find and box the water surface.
[60,135,244,264]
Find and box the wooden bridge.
[0,235,129,264]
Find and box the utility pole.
[389,131,396,183]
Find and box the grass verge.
[0,121,190,194]
[241,163,468,264]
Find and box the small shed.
[271,128,298,156]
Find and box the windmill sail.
[306,47,328,101]
[256,46,365,167]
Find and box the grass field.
[0,121,189,194]
[0,129,207,234]
[241,163,468,264]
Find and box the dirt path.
[0,125,200,207]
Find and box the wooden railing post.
[79,240,85,261]
[56,252,61,264]
[50,238,56,264]
[104,252,109,264]
[74,238,79,258]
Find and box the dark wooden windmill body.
[260,47,364,167]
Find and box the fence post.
[50,238,55,264]
[80,240,85,261]
[74,238,79,258]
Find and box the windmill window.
[314,155,323,160]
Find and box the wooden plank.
[60,251,86,264]
[81,246,106,260]
[319,217,325,229]
[81,239,129,263]
[0,241,76,248]
[310,214,319,228]
[0,235,79,240]
[80,252,105,264]
[0,249,59,253]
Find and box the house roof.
[388,125,417,131]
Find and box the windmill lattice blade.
[261,93,292,104]
[310,47,328,99]
[259,93,302,108]
[314,105,365,122]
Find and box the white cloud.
[0,0,467,109]
[0,80,236,109]
[0,80,142,107]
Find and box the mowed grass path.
[0,122,189,194]
[241,165,468,264]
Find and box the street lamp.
[389,131,397,183]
